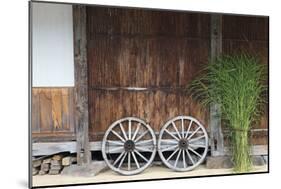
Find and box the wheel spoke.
[135,139,153,146]
[167,148,179,161]
[185,120,193,138]
[182,150,186,168]
[189,135,205,143]
[171,122,182,139]
[118,152,127,168]
[134,130,149,143]
[128,119,132,140]
[107,146,124,153]
[132,151,140,169]
[107,140,124,146]
[134,150,149,162]
[164,129,180,141]
[185,149,195,165]
[187,127,201,140]
[160,144,178,152]
[174,149,182,167]
[132,123,141,141]
[188,147,202,158]
[113,151,126,166]
[119,123,128,140]
[111,130,126,143]
[181,118,185,138]
[128,152,131,170]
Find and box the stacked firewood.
[33,154,77,176]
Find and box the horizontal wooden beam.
[224,145,268,156]
[33,142,268,156]
[89,86,189,92]
[33,142,77,156]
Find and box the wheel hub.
[178,139,189,150]
[124,140,135,152]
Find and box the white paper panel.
[32,2,74,87]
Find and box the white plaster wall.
[32,2,74,87]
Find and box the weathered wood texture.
[210,15,224,156]
[86,7,268,145]
[87,7,210,141]
[73,5,91,164]
[222,15,269,145]
[33,142,77,156]
[32,88,75,141]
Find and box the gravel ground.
[33,164,268,187]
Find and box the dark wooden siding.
[32,88,76,142]
[87,7,211,140]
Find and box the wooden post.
[210,14,224,156]
[73,5,91,165]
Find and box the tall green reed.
[188,54,267,172]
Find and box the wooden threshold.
[33,142,77,156]
[33,141,268,156]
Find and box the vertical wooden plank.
[51,89,63,130]
[135,37,146,87]
[68,88,75,133]
[89,90,101,141]
[73,5,91,165]
[147,39,158,87]
[153,91,162,131]
[61,88,70,130]
[32,89,40,132]
[135,92,146,122]
[39,89,53,132]
[210,14,224,156]
[99,91,107,133]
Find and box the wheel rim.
[158,116,208,172]
[102,117,157,175]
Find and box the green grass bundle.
[189,54,267,172]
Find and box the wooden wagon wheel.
[102,117,157,175]
[158,116,208,171]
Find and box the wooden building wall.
[32,88,76,142]
[86,7,268,144]
[87,7,211,141]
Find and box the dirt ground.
[33,164,268,187]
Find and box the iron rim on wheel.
[102,117,157,175]
[158,116,208,172]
